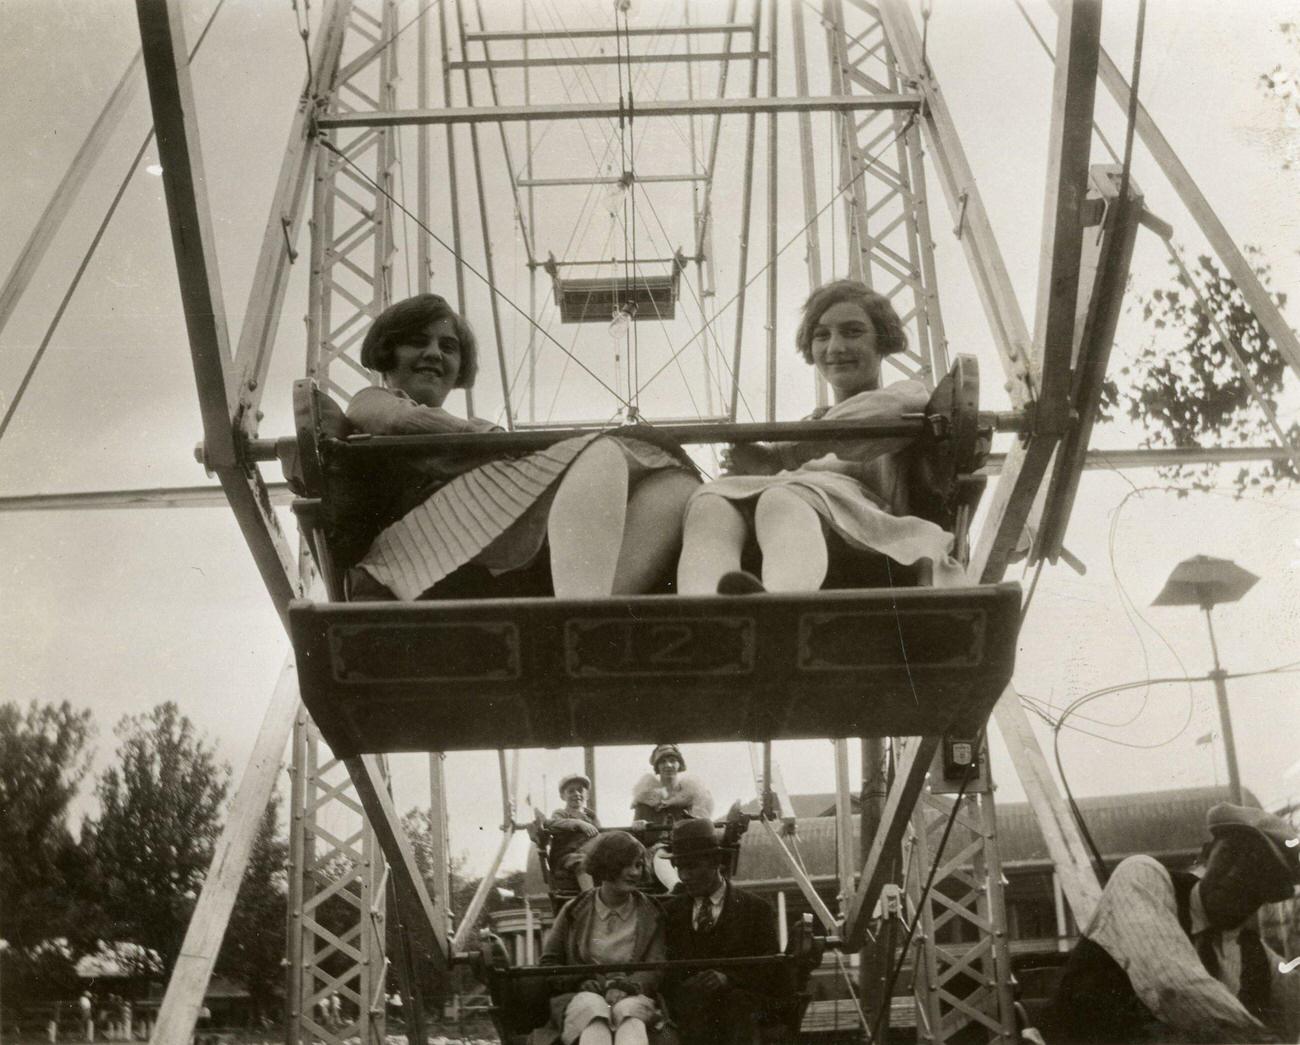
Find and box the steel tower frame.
[114,1,1300,1043]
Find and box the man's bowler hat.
[667,818,725,862]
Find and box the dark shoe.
[717,570,766,595]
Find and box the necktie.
[695,900,714,934]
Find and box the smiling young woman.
[675,279,965,595]
[339,294,701,602]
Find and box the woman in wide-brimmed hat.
[631,744,713,825]
[631,744,714,892]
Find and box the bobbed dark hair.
[582,830,646,885]
[359,293,479,388]
[794,279,907,364]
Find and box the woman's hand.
[722,443,781,476]
[604,988,628,1006]
[613,995,657,1024]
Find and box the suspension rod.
[317,95,922,130]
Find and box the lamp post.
[1152,554,1260,806]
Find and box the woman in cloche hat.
[632,744,714,892]
[631,744,714,826]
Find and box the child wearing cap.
[546,773,601,894]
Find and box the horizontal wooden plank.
[290,586,1020,756]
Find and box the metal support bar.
[317,94,922,129]
[833,740,857,912]
[518,174,708,187]
[456,0,515,429]
[5,444,1291,515]
[465,23,754,42]
[841,734,942,950]
[448,49,769,71]
[765,0,778,421]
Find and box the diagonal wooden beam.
[969,0,1102,585]
[1029,0,1102,427]
[136,0,300,618]
[234,0,351,439]
[149,654,301,1045]
[1039,165,1143,561]
[877,0,1107,937]
[841,735,941,950]
[993,686,1102,924]
[1045,0,1300,382]
[878,0,1033,408]
[0,52,144,340]
[344,755,450,969]
[757,817,840,933]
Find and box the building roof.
[523,785,1259,897]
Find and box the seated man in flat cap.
[662,819,780,1045]
[1046,802,1300,1044]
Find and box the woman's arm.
[722,443,786,476]
[538,904,573,967]
[785,379,930,470]
[631,907,668,996]
[346,386,498,436]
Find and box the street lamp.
[1152,554,1260,806]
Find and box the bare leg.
[676,493,750,595]
[754,487,828,591]
[611,469,700,594]
[613,1019,649,1045]
[578,1022,614,1045]
[548,439,630,597]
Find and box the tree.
[216,790,288,1023]
[1100,249,1298,494]
[393,808,527,1004]
[0,700,97,998]
[1260,22,1300,170]
[82,702,230,975]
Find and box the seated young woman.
[337,294,700,601]
[676,279,964,594]
[630,743,714,892]
[535,831,666,1045]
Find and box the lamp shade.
[1151,554,1260,609]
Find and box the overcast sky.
[1,0,1298,879]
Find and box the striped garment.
[1084,855,1299,1040]
[358,434,682,600]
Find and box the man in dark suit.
[662,818,781,1045]
[1045,803,1300,1043]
